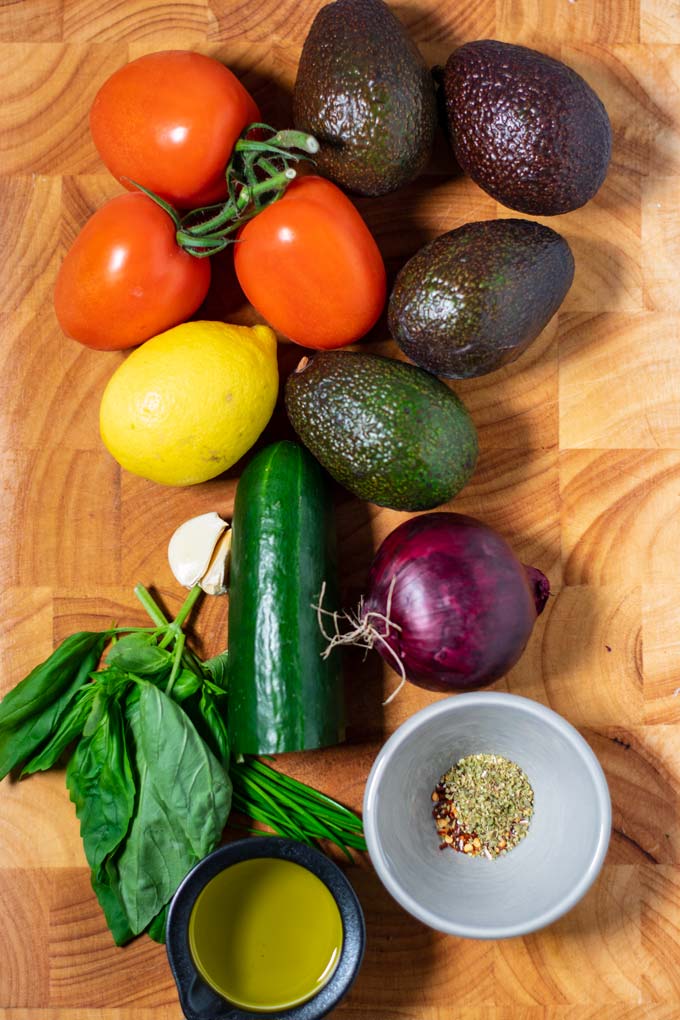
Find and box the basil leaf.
[199,689,230,768]
[136,682,232,857]
[147,903,169,944]
[203,651,228,690]
[106,634,172,677]
[66,698,135,873]
[0,635,108,779]
[118,682,231,934]
[169,668,201,703]
[91,857,135,946]
[20,686,98,776]
[82,687,108,737]
[0,632,108,729]
[182,692,224,764]
[95,664,141,698]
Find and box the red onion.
[322,513,549,696]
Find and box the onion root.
[312,579,408,705]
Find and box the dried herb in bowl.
[432,753,534,859]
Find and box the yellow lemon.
[100,321,278,486]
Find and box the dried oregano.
[431,753,534,859]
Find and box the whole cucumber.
[227,441,345,754]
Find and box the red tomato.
[90,51,260,208]
[233,176,386,349]
[54,193,211,351]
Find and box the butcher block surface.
[2,0,680,1017]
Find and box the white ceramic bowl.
[363,693,611,939]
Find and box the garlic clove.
[168,512,229,589]
[200,528,232,595]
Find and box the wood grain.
[2,0,680,1017]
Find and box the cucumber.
[227,441,345,754]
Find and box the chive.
[307,816,367,848]
[231,792,308,844]
[243,767,364,836]
[247,762,365,833]
[274,779,364,828]
[234,779,354,860]
[232,761,366,857]
[233,771,311,844]
[247,759,365,830]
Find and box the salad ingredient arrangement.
[90,50,261,208]
[11,0,617,960]
[388,219,575,379]
[321,513,549,695]
[54,193,212,351]
[432,753,534,858]
[227,442,345,754]
[443,40,612,215]
[99,321,278,485]
[0,582,365,946]
[233,175,387,349]
[285,351,478,511]
[293,0,436,196]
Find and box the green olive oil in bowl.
[188,858,343,1012]
[166,838,366,1020]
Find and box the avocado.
[389,218,575,379]
[293,0,436,197]
[443,40,612,215]
[284,351,478,511]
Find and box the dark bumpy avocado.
[443,40,612,215]
[388,219,575,379]
[293,0,436,197]
[285,351,478,511]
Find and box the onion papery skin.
[364,513,549,692]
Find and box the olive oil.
[188,857,344,1012]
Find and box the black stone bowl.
[166,837,366,1020]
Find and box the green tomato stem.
[123,180,181,228]
[269,129,320,154]
[235,128,318,157]
[256,156,289,179]
[181,168,295,240]
[126,121,315,260]
[179,199,239,237]
[180,241,231,258]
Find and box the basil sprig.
[0,585,231,945]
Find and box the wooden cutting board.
[1,0,679,1017]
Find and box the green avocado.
[293,0,436,197]
[388,218,575,379]
[284,351,478,511]
[443,40,612,215]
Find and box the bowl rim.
[363,692,612,940]
[166,836,366,1019]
